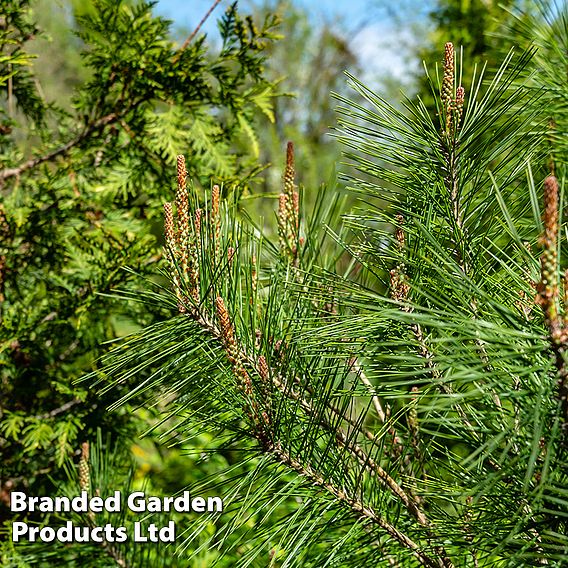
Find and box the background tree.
[0,0,280,540]
[252,0,360,194]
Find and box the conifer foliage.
[91,2,568,564]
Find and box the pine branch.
[163,301,448,565]
[390,217,489,450]
[440,43,503,410]
[271,443,447,568]
[159,155,455,566]
[181,298,433,529]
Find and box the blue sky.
[155,0,426,86]
[155,1,375,34]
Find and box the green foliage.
[0,0,280,545]
[4,0,568,566]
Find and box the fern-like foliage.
[0,0,281,554]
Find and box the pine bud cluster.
[278,142,300,264]
[164,155,212,310]
[175,155,190,273]
[537,175,560,314]
[257,355,269,382]
[215,296,271,436]
[441,43,465,136]
[215,295,251,397]
[441,42,454,107]
[390,268,410,308]
[455,86,465,123]
[211,184,221,260]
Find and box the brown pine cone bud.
[442,42,454,106]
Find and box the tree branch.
[181,305,454,567]
[172,0,222,62]
[271,443,445,568]
[0,113,118,183]
[34,398,82,420]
